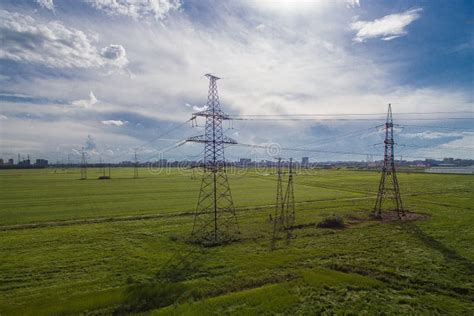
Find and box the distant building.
[8,158,14,165]
[35,159,49,167]
[302,157,309,166]
[443,157,454,164]
[18,159,31,167]
[0,159,3,165]
[239,158,251,166]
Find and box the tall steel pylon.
[374,104,404,218]
[134,149,138,179]
[187,74,239,245]
[283,158,295,227]
[271,158,296,249]
[80,147,87,180]
[271,158,284,249]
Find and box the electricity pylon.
[374,104,405,218]
[134,149,138,179]
[80,147,87,180]
[187,74,239,245]
[271,158,284,249]
[271,158,296,249]
[283,158,295,228]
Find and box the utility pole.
[374,104,404,218]
[187,74,239,245]
[80,147,87,180]
[134,149,138,179]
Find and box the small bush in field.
[317,215,345,229]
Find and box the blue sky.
[0,0,472,163]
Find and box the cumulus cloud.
[0,10,128,69]
[351,8,422,42]
[86,0,180,20]
[101,120,127,126]
[72,91,98,108]
[101,44,129,68]
[35,0,55,11]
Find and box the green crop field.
[0,167,473,315]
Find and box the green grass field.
[0,167,473,315]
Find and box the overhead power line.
[401,124,474,131]
[234,142,449,161]
[231,117,474,122]
[235,142,379,157]
[230,111,474,117]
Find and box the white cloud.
[85,134,96,150]
[0,114,7,120]
[243,0,358,15]
[345,0,360,8]
[101,44,129,68]
[403,131,473,140]
[0,117,138,161]
[410,134,474,159]
[72,91,98,108]
[101,120,127,126]
[35,0,55,11]
[0,10,128,69]
[192,105,208,112]
[351,8,422,42]
[439,135,474,150]
[86,0,180,20]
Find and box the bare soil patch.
[375,210,430,222]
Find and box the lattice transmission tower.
[283,158,295,227]
[271,158,296,249]
[187,74,239,245]
[80,147,87,180]
[134,149,139,179]
[374,104,405,218]
[271,158,284,249]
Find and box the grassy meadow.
[0,167,473,314]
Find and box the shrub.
[317,215,345,229]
